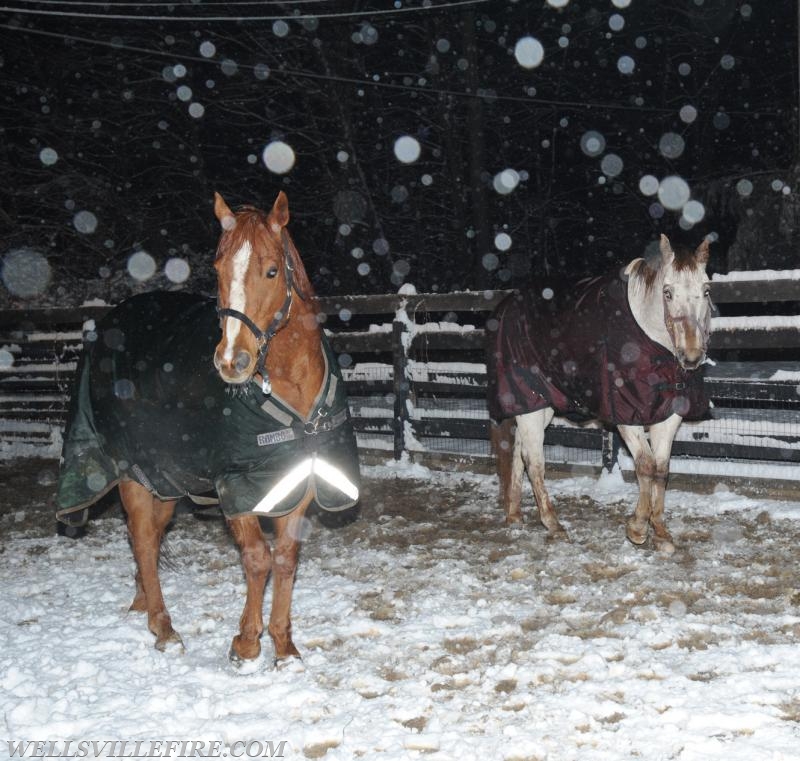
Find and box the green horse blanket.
[56,292,360,525]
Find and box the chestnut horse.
[56,192,359,667]
[488,235,712,553]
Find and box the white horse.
[490,235,712,553]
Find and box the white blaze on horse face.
[221,240,252,361]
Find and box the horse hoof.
[229,645,266,674]
[505,515,523,527]
[546,528,570,543]
[626,520,648,546]
[155,632,185,654]
[274,654,304,672]
[654,536,676,555]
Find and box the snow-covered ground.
[1,458,799,761]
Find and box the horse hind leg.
[517,409,568,540]
[492,418,523,525]
[119,480,183,652]
[647,415,683,554]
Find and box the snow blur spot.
[546,0,569,7]
[649,203,665,219]
[127,251,157,282]
[421,174,433,186]
[740,3,752,18]
[165,258,191,284]
[393,136,421,164]
[494,233,512,251]
[609,14,625,32]
[338,309,352,322]
[254,63,270,81]
[173,64,187,78]
[514,36,544,69]
[771,179,785,192]
[393,260,411,278]
[73,210,98,234]
[736,179,753,197]
[86,472,107,493]
[337,353,353,369]
[720,54,735,70]
[372,238,389,256]
[612,0,631,6]
[177,85,192,102]
[493,169,520,194]
[659,133,685,159]
[600,154,623,178]
[336,150,349,163]
[639,175,659,196]
[1,249,51,297]
[713,112,731,130]
[114,379,135,400]
[542,287,554,300]
[39,147,58,166]
[262,141,296,174]
[188,103,205,119]
[580,131,606,157]
[658,176,691,211]
[436,39,450,53]
[272,20,289,38]
[617,55,635,75]
[0,349,14,369]
[682,200,705,225]
[357,263,370,276]
[199,41,216,58]
[482,253,499,271]
[678,62,691,76]
[679,104,697,124]
[668,599,687,617]
[288,516,313,542]
[391,185,409,203]
[621,341,641,364]
[350,247,364,260]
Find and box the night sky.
[0,0,796,305]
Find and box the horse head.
[212,191,314,386]
[626,234,712,371]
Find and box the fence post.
[602,429,620,473]
[392,319,411,459]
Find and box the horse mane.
[625,242,700,295]
[215,206,317,304]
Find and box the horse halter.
[217,228,295,395]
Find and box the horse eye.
[266,266,279,279]
[703,288,711,299]
[663,288,673,301]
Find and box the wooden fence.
[1,272,798,484]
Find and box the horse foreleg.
[517,409,567,539]
[268,499,312,662]
[617,425,654,546]
[119,480,182,652]
[228,514,271,663]
[492,418,523,524]
[647,414,682,553]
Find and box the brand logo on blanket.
[256,429,296,447]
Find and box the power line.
[0,0,488,21]
[0,21,788,118]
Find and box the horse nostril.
[233,351,252,374]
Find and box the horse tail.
[490,417,516,511]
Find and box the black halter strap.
[216,229,295,394]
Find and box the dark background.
[0,0,797,306]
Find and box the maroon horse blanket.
[487,271,709,426]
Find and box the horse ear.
[695,238,710,265]
[214,192,236,230]
[659,234,675,266]
[269,191,290,232]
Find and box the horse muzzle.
[214,347,255,384]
